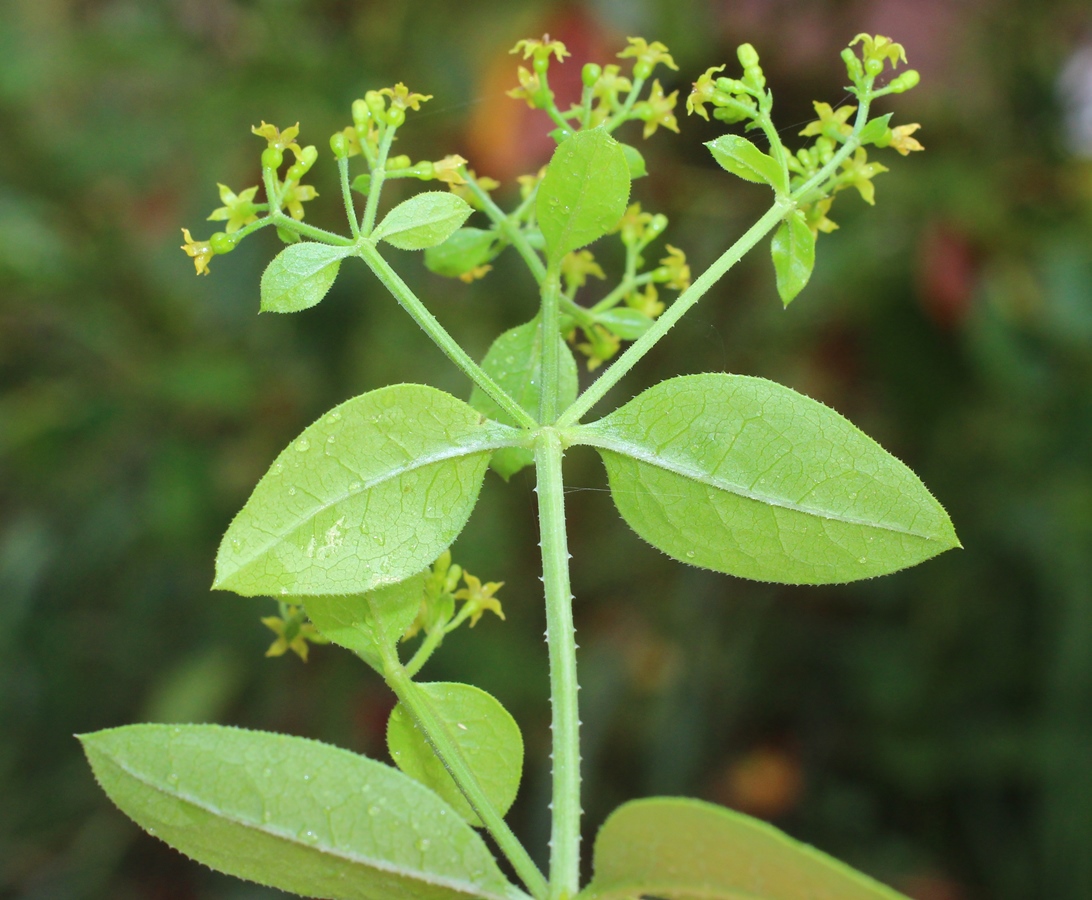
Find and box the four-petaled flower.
[889,123,924,156]
[634,80,679,139]
[618,37,678,74]
[626,282,664,318]
[431,154,468,186]
[615,202,655,245]
[180,228,213,275]
[657,245,690,291]
[261,606,328,662]
[507,65,544,109]
[561,249,606,293]
[687,65,726,120]
[454,574,506,627]
[588,64,633,125]
[840,147,889,205]
[207,183,261,233]
[510,35,570,64]
[379,83,433,111]
[850,34,907,70]
[281,182,318,220]
[799,101,856,140]
[801,197,838,236]
[251,121,302,154]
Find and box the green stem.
[556,200,789,427]
[338,157,360,238]
[463,171,547,284]
[589,272,654,315]
[402,604,475,679]
[792,84,873,204]
[534,430,581,900]
[540,262,563,423]
[603,77,645,134]
[356,241,538,429]
[362,126,396,236]
[262,169,354,246]
[383,661,547,900]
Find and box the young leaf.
[771,210,815,306]
[469,317,578,480]
[619,143,647,179]
[424,227,498,278]
[582,796,910,900]
[705,135,788,194]
[80,724,516,900]
[373,192,473,250]
[859,112,894,146]
[387,682,524,828]
[304,573,425,673]
[596,307,655,340]
[536,128,631,261]
[260,242,349,313]
[574,374,959,585]
[214,385,521,597]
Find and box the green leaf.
[619,143,647,179]
[424,228,498,278]
[373,192,473,250]
[351,173,372,195]
[468,318,578,480]
[387,682,523,828]
[80,724,516,900]
[582,796,910,900]
[705,135,788,194]
[304,573,425,673]
[536,128,631,261]
[214,385,520,597]
[260,242,348,313]
[596,307,654,340]
[574,374,959,585]
[859,113,894,146]
[771,210,815,306]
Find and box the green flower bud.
[330,131,349,159]
[298,145,318,170]
[387,154,411,170]
[209,231,237,255]
[285,163,305,182]
[743,65,765,90]
[385,106,406,128]
[887,69,920,93]
[715,77,742,93]
[582,63,602,89]
[841,47,864,81]
[365,91,385,116]
[411,160,435,178]
[633,60,653,80]
[261,147,283,170]
[865,57,884,78]
[736,43,760,68]
[351,98,370,128]
[647,214,668,238]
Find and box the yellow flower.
[799,102,856,140]
[454,574,506,627]
[889,123,924,155]
[850,34,908,70]
[576,324,620,370]
[507,65,544,109]
[687,65,726,120]
[657,245,690,291]
[281,182,318,220]
[625,282,664,318]
[800,196,838,236]
[180,228,213,275]
[517,167,547,200]
[431,154,468,186]
[379,83,433,111]
[635,80,679,139]
[207,183,261,233]
[261,607,328,662]
[458,264,492,283]
[450,171,499,210]
[840,147,888,205]
[615,202,655,244]
[561,250,606,293]
[618,37,678,73]
[510,35,570,64]
[251,121,302,154]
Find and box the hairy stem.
[540,263,563,423]
[534,430,581,899]
[356,241,538,429]
[383,661,547,899]
[361,126,396,236]
[338,157,360,238]
[462,170,547,284]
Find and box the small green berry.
[581,63,602,89]
[209,231,237,255]
[261,147,283,170]
[385,106,406,128]
[533,55,550,75]
[633,60,653,80]
[865,57,884,77]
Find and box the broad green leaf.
[859,113,894,146]
[771,210,815,306]
[574,374,959,585]
[214,385,520,597]
[387,682,523,828]
[619,143,647,179]
[80,724,516,900]
[260,242,348,313]
[468,318,578,480]
[536,128,630,261]
[424,228,498,278]
[582,796,909,900]
[373,192,473,250]
[596,307,654,340]
[705,135,788,194]
[304,573,425,673]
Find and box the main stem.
[535,430,581,899]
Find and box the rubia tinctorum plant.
[81,33,953,900]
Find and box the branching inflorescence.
[85,32,953,900]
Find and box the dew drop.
[685,550,696,558]
[302,773,312,782]
[858,557,867,564]
[349,481,362,493]
[368,805,381,816]
[288,487,297,496]
[327,435,335,444]
[373,533,385,545]
[147,827,157,837]
[298,829,319,844]
[167,773,179,786]
[280,587,289,595]
[273,462,284,474]
[417,838,431,852]
[231,539,241,550]
[295,438,310,452]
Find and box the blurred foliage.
[2,1,1091,898]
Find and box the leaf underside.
[576,374,959,585]
[214,384,519,597]
[80,724,515,900]
[582,796,910,900]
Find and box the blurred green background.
[3,0,1091,898]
